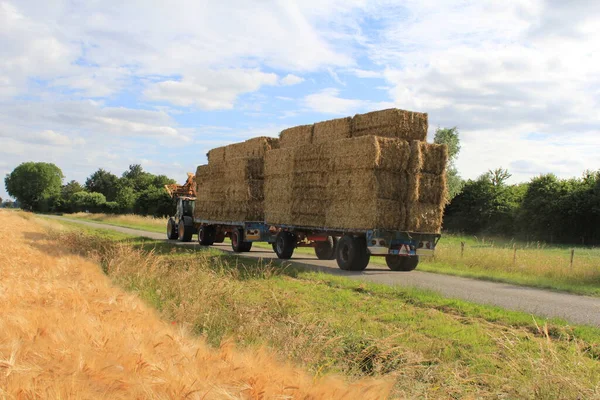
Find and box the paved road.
[44,216,600,327]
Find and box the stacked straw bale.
[196,108,447,232]
[195,137,278,222]
[263,108,447,232]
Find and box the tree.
[71,191,107,213]
[444,169,525,235]
[115,186,137,213]
[489,168,512,187]
[85,169,119,201]
[122,164,154,192]
[434,127,463,201]
[5,162,64,211]
[134,186,175,217]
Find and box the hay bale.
[331,136,410,172]
[327,170,405,202]
[279,125,314,148]
[226,136,279,159]
[418,173,447,205]
[421,143,448,175]
[312,117,352,144]
[326,200,405,230]
[352,108,428,142]
[207,147,227,163]
[405,203,444,233]
[265,148,294,177]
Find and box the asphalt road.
[45,216,600,327]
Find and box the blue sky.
[1,0,599,200]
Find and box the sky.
[1,0,599,200]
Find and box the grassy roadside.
[44,216,600,398]
[61,212,600,297]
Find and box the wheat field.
[0,210,391,399]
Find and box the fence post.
[570,249,575,268]
[460,242,465,258]
[513,243,517,267]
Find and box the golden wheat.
[0,210,391,399]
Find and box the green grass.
[60,212,600,297]
[40,216,600,399]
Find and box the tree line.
[3,162,176,217]
[444,168,600,245]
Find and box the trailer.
[167,198,440,272]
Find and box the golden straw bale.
[418,173,447,205]
[279,125,314,148]
[313,117,352,144]
[420,142,448,175]
[326,200,405,230]
[331,136,410,172]
[265,148,294,177]
[207,146,227,163]
[352,108,428,141]
[226,137,280,159]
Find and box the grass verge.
[46,217,600,399]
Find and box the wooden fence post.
[513,244,517,267]
[570,249,575,268]
[461,242,465,258]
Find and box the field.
[66,213,600,296]
[0,210,389,399]
[12,211,600,398]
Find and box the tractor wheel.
[385,255,419,271]
[315,236,337,260]
[273,231,296,259]
[178,219,193,242]
[198,225,216,246]
[336,235,369,271]
[166,218,178,240]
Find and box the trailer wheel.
[198,226,215,246]
[166,218,178,240]
[386,255,419,271]
[178,219,193,242]
[274,231,296,259]
[336,235,369,271]
[231,229,252,252]
[315,236,337,260]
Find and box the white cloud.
[303,88,393,115]
[280,74,304,86]
[144,69,278,110]
[361,0,600,182]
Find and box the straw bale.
[279,125,314,148]
[352,108,428,142]
[224,157,264,180]
[407,140,423,173]
[327,170,405,202]
[405,202,444,233]
[265,148,294,177]
[207,146,227,163]
[331,136,410,172]
[226,137,280,159]
[313,117,351,144]
[326,200,405,230]
[421,143,448,175]
[418,173,447,205]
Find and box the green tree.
[115,185,137,213]
[444,170,526,235]
[122,164,154,192]
[434,127,463,201]
[134,186,175,217]
[85,169,119,201]
[5,162,64,211]
[71,191,107,213]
